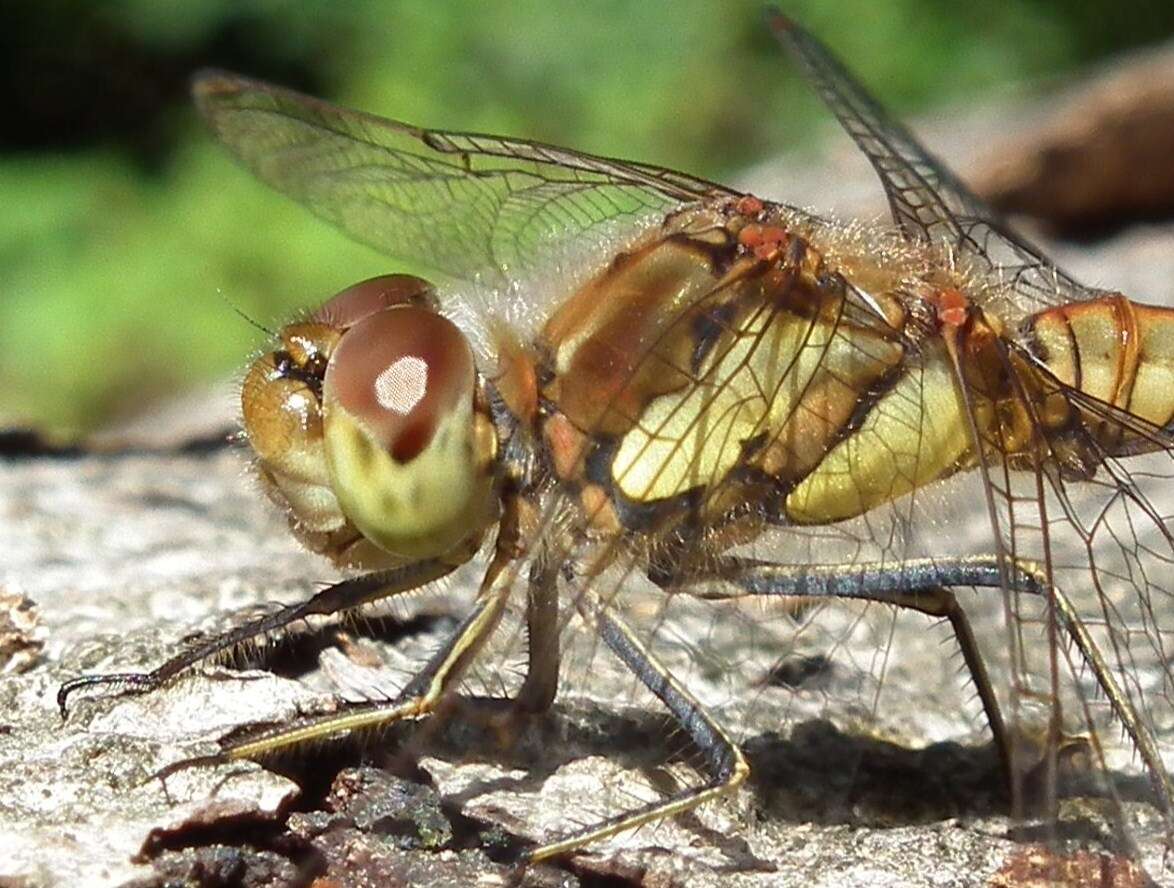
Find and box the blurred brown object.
[0,590,43,674]
[988,845,1146,888]
[977,43,1174,234]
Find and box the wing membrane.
[766,11,1102,314]
[765,12,1174,812]
[192,71,736,288]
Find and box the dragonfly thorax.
[532,202,923,536]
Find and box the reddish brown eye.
[324,306,474,463]
[312,274,436,330]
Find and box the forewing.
[767,11,1102,315]
[192,70,733,290]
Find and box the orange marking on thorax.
[580,484,622,534]
[738,224,764,248]
[489,324,539,423]
[543,412,587,481]
[736,195,764,216]
[738,223,789,261]
[932,287,970,329]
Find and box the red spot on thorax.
[933,287,970,328]
[738,224,764,247]
[739,223,789,261]
[736,195,764,216]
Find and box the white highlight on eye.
[374,356,428,414]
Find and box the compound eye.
[321,303,487,559]
[324,306,473,464]
[312,274,435,330]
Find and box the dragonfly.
[59,9,1174,867]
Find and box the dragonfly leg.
[1046,581,1174,816]
[152,492,531,773]
[513,550,561,715]
[526,588,749,862]
[663,554,1174,815]
[395,545,562,752]
[154,555,514,778]
[874,584,1010,787]
[57,555,466,717]
[661,555,1013,785]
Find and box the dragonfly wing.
[767,11,1101,314]
[192,70,735,290]
[972,337,1174,812]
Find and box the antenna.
[219,289,276,338]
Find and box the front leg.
[152,493,532,775]
[160,565,514,774]
[57,557,462,716]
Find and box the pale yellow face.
[241,274,497,564]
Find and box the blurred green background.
[3,0,1173,438]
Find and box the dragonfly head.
[242,274,498,563]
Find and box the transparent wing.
[193,70,736,289]
[768,14,1173,799]
[961,334,1174,812]
[766,11,1103,315]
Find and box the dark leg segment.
[155,496,535,776]
[514,551,561,714]
[526,589,749,861]
[58,557,461,716]
[664,554,1173,815]
[180,571,513,767]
